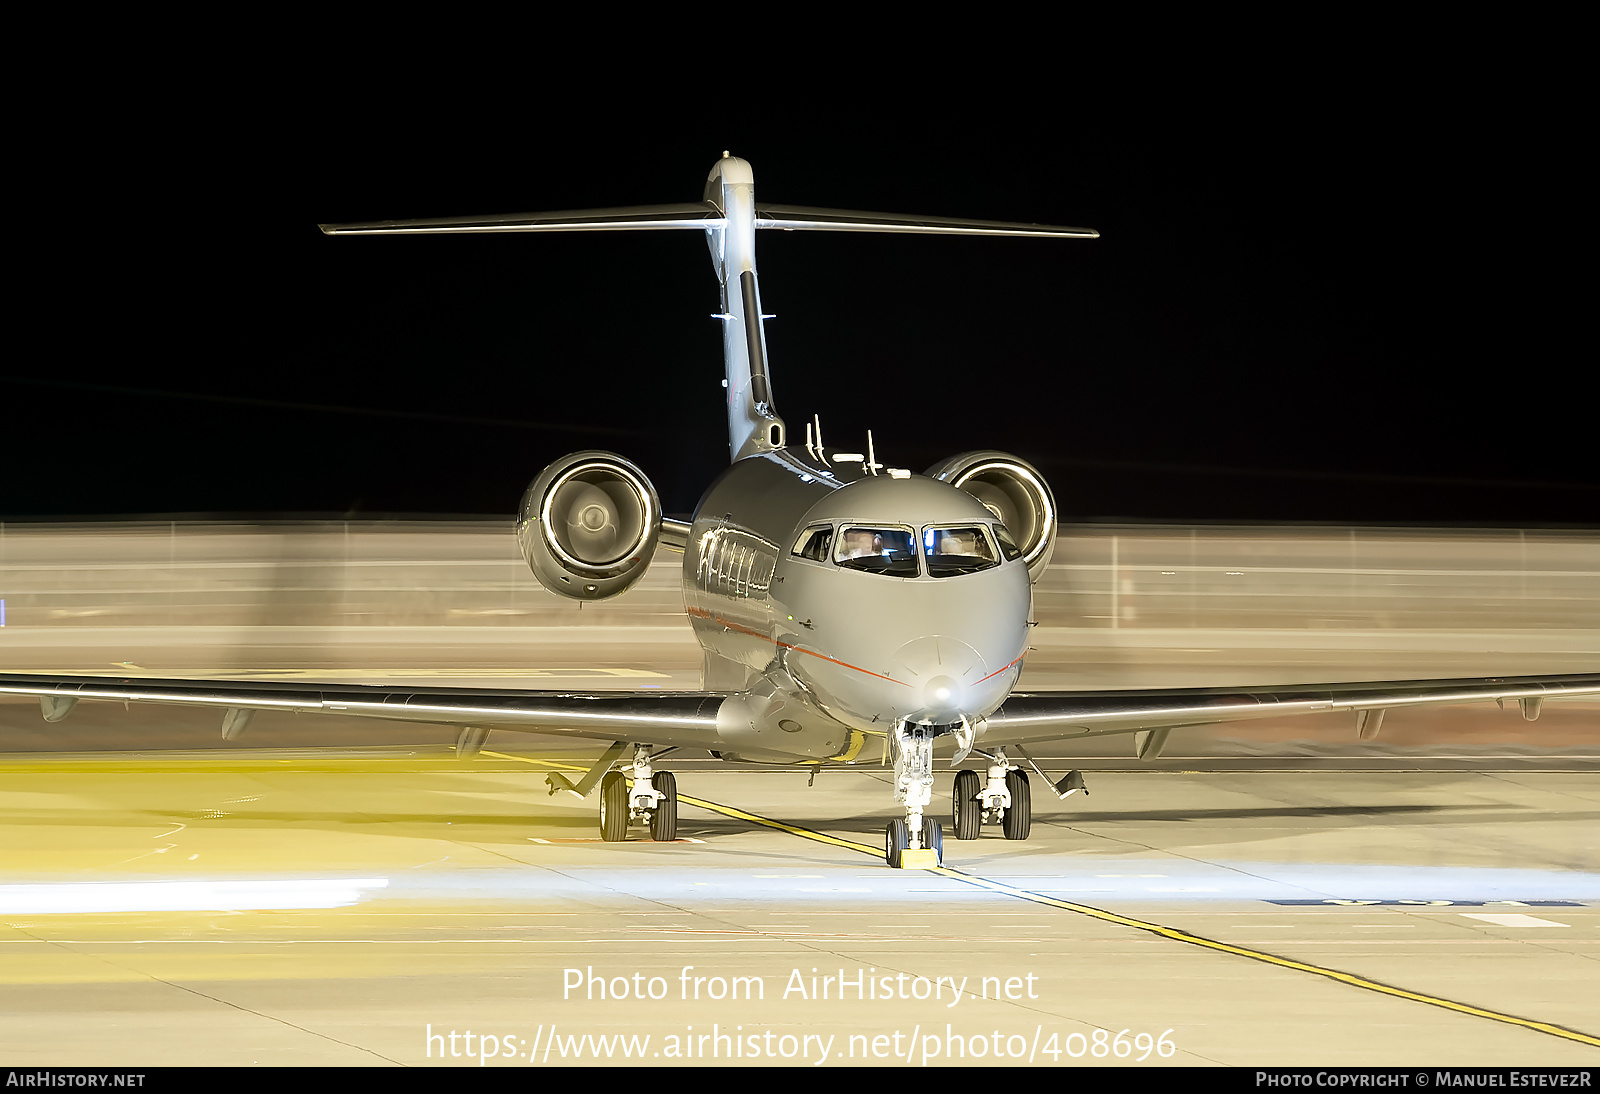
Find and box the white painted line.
[1460,913,1568,928]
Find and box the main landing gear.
[611,744,677,841]
[951,749,1032,841]
[550,742,678,843]
[950,749,1089,842]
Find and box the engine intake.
[517,451,661,600]
[924,450,1057,580]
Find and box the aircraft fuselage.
[684,448,1032,764]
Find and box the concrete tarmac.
[0,521,1596,1066]
[0,741,1596,1067]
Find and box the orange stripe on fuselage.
[976,656,1024,684]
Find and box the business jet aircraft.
[4,154,1595,868]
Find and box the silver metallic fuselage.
[684,447,1031,763]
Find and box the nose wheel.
[885,818,908,868]
[884,816,943,868]
[921,817,943,864]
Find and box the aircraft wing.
[982,672,1600,756]
[660,517,691,553]
[3,671,1594,761]
[0,673,725,753]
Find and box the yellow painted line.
[657,783,1600,1050]
[480,752,593,773]
[675,792,886,856]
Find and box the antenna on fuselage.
[866,430,881,476]
[813,414,830,467]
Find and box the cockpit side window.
[992,522,1024,562]
[791,524,834,562]
[834,526,919,577]
[924,525,1000,577]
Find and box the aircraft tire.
[885,819,909,868]
[921,818,944,865]
[599,771,628,842]
[649,771,678,841]
[952,769,981,840]
[1002,769,1031,841]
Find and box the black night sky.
[6,68,1594,526]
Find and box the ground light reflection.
[0,877,389,913]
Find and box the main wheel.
[599,770,628,842]
[649,771,678,841]
[920,817,944,865]
[884,818,909,868]
[1002,768,1031,841]
[952,769,981,840]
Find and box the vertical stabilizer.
[705,154,786,461]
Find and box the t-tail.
[320,152,1098,462]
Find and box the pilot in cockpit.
[932,529,977,558]
[841,529,883,559]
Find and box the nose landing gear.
[886,722,944,867]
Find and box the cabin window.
[834,526,919,577]
[923,525,1000,577]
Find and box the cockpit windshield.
[834,526,919,576]
[923,525,1000,577]
[790,521,1015,578]
[792,524,834,562]
[992,523,1024,562]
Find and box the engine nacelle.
[924,450,1057,581]
[517,451,662,600]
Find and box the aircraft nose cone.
[923,674,962,716]
[894,636,986,720]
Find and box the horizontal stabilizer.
[320,203,725,236]
[321,203,1098,240]
[755,204,1098,238]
